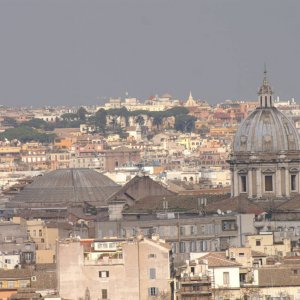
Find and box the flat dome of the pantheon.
[7,169,121,209]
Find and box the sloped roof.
[108,175,176,203]
[0,269,31,279]
[123,194,229,213]
[198,252,241,268]
[275,195,300,211]
[7,169,121,209]
[258,264,300,287]
[205,195,264,214]
[31,270,57,290]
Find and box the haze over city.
[2,1,300,300]
[0,0,299,107]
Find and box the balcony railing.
[84,257,124,266]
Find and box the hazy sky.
[0,0,299,107]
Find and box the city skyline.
[0,0,299,107]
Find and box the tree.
[2,117,17,127]
[152,115,163,130]
[77,107,88,122]
[198,124,209,136]
[174,114,196,132]
[135,115,145,126]
[21,118,54,131]
[164,106,189,117]
[0,126,56,143]
[95,109,107,132]
[109,115,118,130]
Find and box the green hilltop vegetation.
[0,106,197,142]
[0,126,56,143]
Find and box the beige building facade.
[245,233,291,257]
[26,220,58,264]
[57,237,172,300]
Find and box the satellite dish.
[217,209,222,215]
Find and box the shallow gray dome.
[8,169,121,208]
[233,107,300,153]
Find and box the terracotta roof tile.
[196,252,241,268]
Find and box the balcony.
[84,256,124,266]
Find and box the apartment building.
[57,236,172,300]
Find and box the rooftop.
[7,169,121,209]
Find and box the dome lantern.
[258,65,273,108]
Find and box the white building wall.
[209,266,240,289]
[0,254,20,269]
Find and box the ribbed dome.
[7,169,121,208]
[233,107,300,153]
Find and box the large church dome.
[229,70,300,200]
[233,107,300,153]
[233,69,300,153]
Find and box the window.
[239,253,245,257]
[8,281,14,288]
[19,280,28,288]
[223,272,230,286]
[33,230,36,237]
[24,252,33,262]
[222,220,237,231]
[99,271,109,278]
[148,287,158,297]
[240,175,247,192]
[4,235,13,242]
[148,254,156,258]
[265,175,273,192]
[172,243,177,254]
[256,240,261,246]
[180,226,185,236]
[101,289,108,299]
[179,242,185,253]
[291,174,297,191]
[200,240,207,252]
[39,229,42,237]
[190,240,196,252]
[149,268,156,279]
[5,259,11,264]
[190,226,196,235]
[121,228,126,238]
[132,228,137,236]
